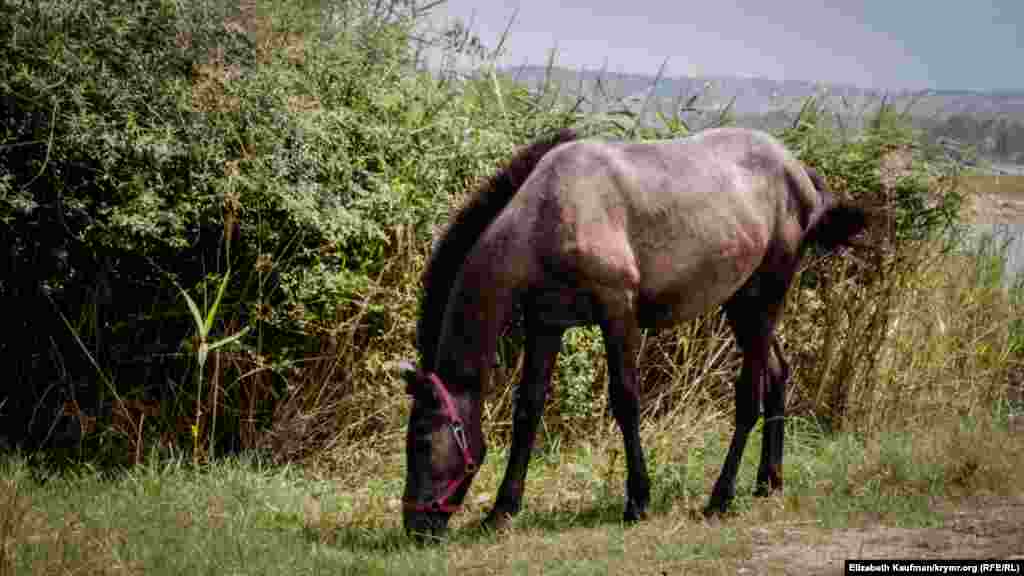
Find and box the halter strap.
[403,372,477,514]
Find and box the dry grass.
[260,229,425,466]
[0,467,143,575]
[0,479,29,576]
[964,174,1024,200]
[965,174,1024,229]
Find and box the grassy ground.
[3,408,1020,575]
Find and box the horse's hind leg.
[754,336,789,497]
[598,293,651,522]
[484,320,565,531]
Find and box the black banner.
[846,560,1023,575]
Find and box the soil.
[742,494,1024,574]
[971,191,1024,224]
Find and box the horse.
[398,126,867,539]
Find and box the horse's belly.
[633,208,769,325]
[637,250,761,328]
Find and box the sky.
[428,0,1023,92]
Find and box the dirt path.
[971,191,1024,224]
[741,495,1024,574]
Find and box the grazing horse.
[399,127,867,539]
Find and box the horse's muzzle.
[403,509,451,543]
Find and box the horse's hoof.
[702,501,730,519]
[481,510,513,533]
[623,499,648,523]
[753,482,783,499]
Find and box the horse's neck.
[434,271,506,390]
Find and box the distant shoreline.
[990,163,1024,176]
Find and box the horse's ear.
[395,360,417,379]
[393,360,422,396]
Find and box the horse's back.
[508,128,809,326]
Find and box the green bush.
[0,0,577,460]
[552,327,607,433]
[2,0,255,457]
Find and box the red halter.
[403,372,477,514]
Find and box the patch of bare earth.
[971,192,1024,224]
[741,495,1024,575]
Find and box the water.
[972,221,1024,283]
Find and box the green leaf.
[198,342,209,369]
[207,326,252,352]
[204,271,233,334]
[172,277,207,337]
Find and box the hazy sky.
[430,0,1022,91]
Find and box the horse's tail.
[417,128,579,369]
[802,166,868,252]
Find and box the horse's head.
[397,361,485,541]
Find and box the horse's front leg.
[706,292,782,517]
[599,299,650,523]
[704,337,764,516]
[484,325,564,531]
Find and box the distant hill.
[500,65,1024,164]
[503,65,1024,120]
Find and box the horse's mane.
[417,128,579,371]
